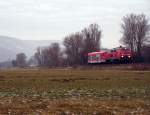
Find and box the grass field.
[0,68,150,114]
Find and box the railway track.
[86,63,150,70]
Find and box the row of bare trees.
[12,13,150,68]
[34,24,102,67]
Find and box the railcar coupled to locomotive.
[88,46,134,64]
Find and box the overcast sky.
[0,0,149,48]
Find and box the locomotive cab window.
[111,49,116,52]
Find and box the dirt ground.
[0,97,149,114]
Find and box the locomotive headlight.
[128,55,131,58]
[121,55,124,58]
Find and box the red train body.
[88,46,134,64]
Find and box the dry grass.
[0,68,150,114]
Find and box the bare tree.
[82,23,102,52]
[12,60,17,67]
[63,32,84,65]
[48,42,61,67]
[34,47,43,66]
[15,53,27,68]
[34,43,61,67]
[82,23,102,63]
[120,13,150,60]
[142,45,150,62]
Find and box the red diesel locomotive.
[88,46,134,64]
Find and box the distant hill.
[0,35,61,62]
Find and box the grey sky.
[0,0,149,48]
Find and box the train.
[88,46,134,64]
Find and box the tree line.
[12,13,150,68]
